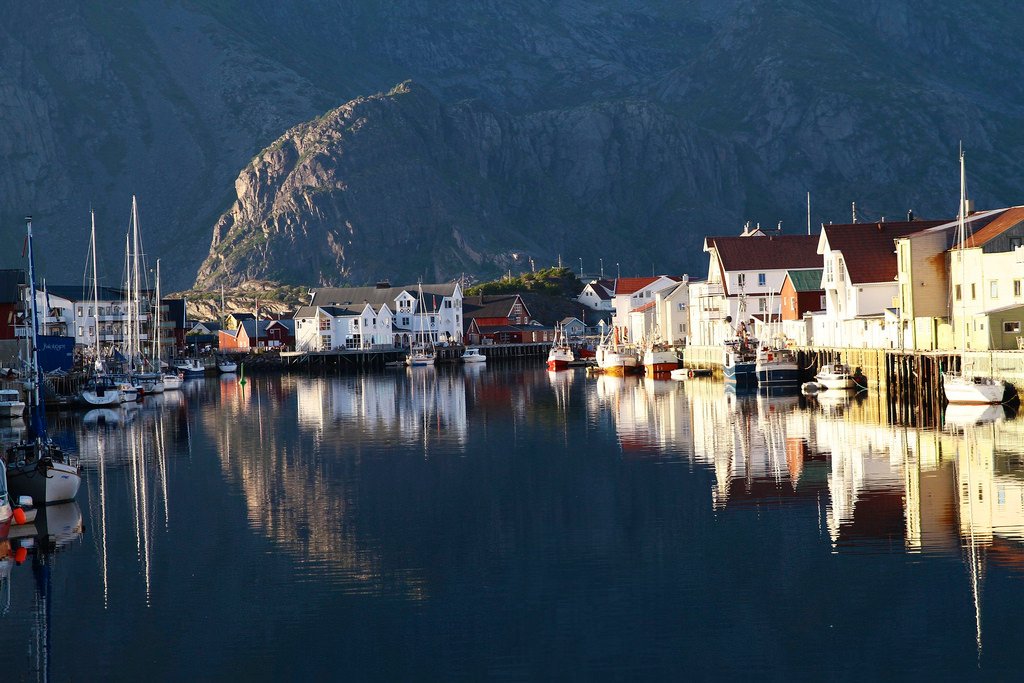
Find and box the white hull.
[461,350,486,363]
[161,374,183,390]
[643,349,678,374]
[815,365,856,391]
[218,362,238,373]
[943,373,1006,404]
[81,390,121,406]
[669,368,689,381]
[407,354,435,367]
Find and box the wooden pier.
[280,342,548,370]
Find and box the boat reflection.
[592,370,1024,656]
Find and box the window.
[955,284,962,301]
[677,303,686,311]
[88,326,94,336]
[320,334,331,348]
[838,258,845,282]
[971,283,976,300]
[77,306,83,316]
[679,323,684,332]
[319,317,330,330]
[824,260,833,283]
[1004,321,1021,333]
[757,273,766,287]
[402,317,410,326]
[738,273,746,287]
[1016,280,1022,297]
[78,326,84,336]
[991,281,999,298]
[353,318,359,328]
[758,298,767,313]
[346,335,361,349]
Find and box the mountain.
[195,81,741,287]
[4,2,1024,290]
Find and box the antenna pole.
[852,202,857,224]
[806,192,811,235]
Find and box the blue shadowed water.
[3,366,1024,679]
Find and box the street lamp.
[616,262,621,279]
[600,258,604,278]
[579,257,583,277]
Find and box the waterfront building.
[220,319,270,352]
[815,219,943,348]
[653,278,690,346]
[558,317,586,340]
[690,232,820,347]
[295,281,464,352]
[576,279,615,312]
[778,268,824,347]
[610,276,683,343]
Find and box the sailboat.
[124,197,164,395]
[546,323,574,371]
[942,151,1009,405]
[154,259,182,390]
[80,211,123,407]
[5,216,82,505]
[406,282,436,367]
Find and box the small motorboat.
[0,389,25,418]
[815,363,856,391]
[175,358,207,378]
[669,368,689,381]
[161,373,183,391]
[218,357,238,373]
[460,348,486,363]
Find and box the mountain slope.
[195,82,742,287]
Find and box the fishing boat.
[460,348,486,363]
[217,357,238,373]
[0,390,25,418]
[546,324,574,371]
[161,372,183,390]
[596,328,638,376]
[642,341,678,376]
[943,150,1010,405]
[815,362,857,391]
[5,217,81,506]
[175,358,206,377]
[723,338,757,388]
[755,344,800,389]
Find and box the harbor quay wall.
[682,344,1024,397]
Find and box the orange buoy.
[13,547,27,564]
[12,508,26,525]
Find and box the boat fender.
[14,547,27,564]
[12,507,26,525]
[688,369,695,378]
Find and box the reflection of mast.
[31,551,52,683]
[98,435,109,607]
[954,429,985,663]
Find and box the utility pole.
[806,192,811,235]
[579,257,583,277]
[852,201,857,224]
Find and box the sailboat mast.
[959,149,968,354]
[25,216,46,441]
[91,210,101,370]
[132,195,142,370]
[155,259,162,368]
[124,232,133,372]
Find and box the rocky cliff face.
[5,2,1024,289]
[195,82,743,287]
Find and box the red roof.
[821,220,944,284]
[632,301,656,313]
[613,276,682,295]
[954,206,1024,249]
[707,235,822,272]
[471,316,510,327]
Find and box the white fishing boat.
[218,357,238,373]
[6,216,81,506]
[943,151,1010,405]
[596,330,639,376]
[546,324,574,371]
[814,362,857,391]
[642,341,678,376]
[460,348,486,363]
[0,390,25,418]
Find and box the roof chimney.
[907,209,914,221]
[375,280,391,289]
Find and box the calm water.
[3,366,1024,679]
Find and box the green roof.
[786,269,823,292]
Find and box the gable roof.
[267,319,296,333]
[560,317,584,326]
[631,301,657,313]
[820,220,944,284]
[310,283,458,312]
[785,269,825,292]
[614,277,661,295]
[239,320,270,338]
[582,281,613,300]
[462,294,521,319]
[954,206,1024,249]
[228,312,255,321]
[706,234,822,272]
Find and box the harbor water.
[4,366,1024,679]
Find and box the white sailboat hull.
[942,373,1006,404]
